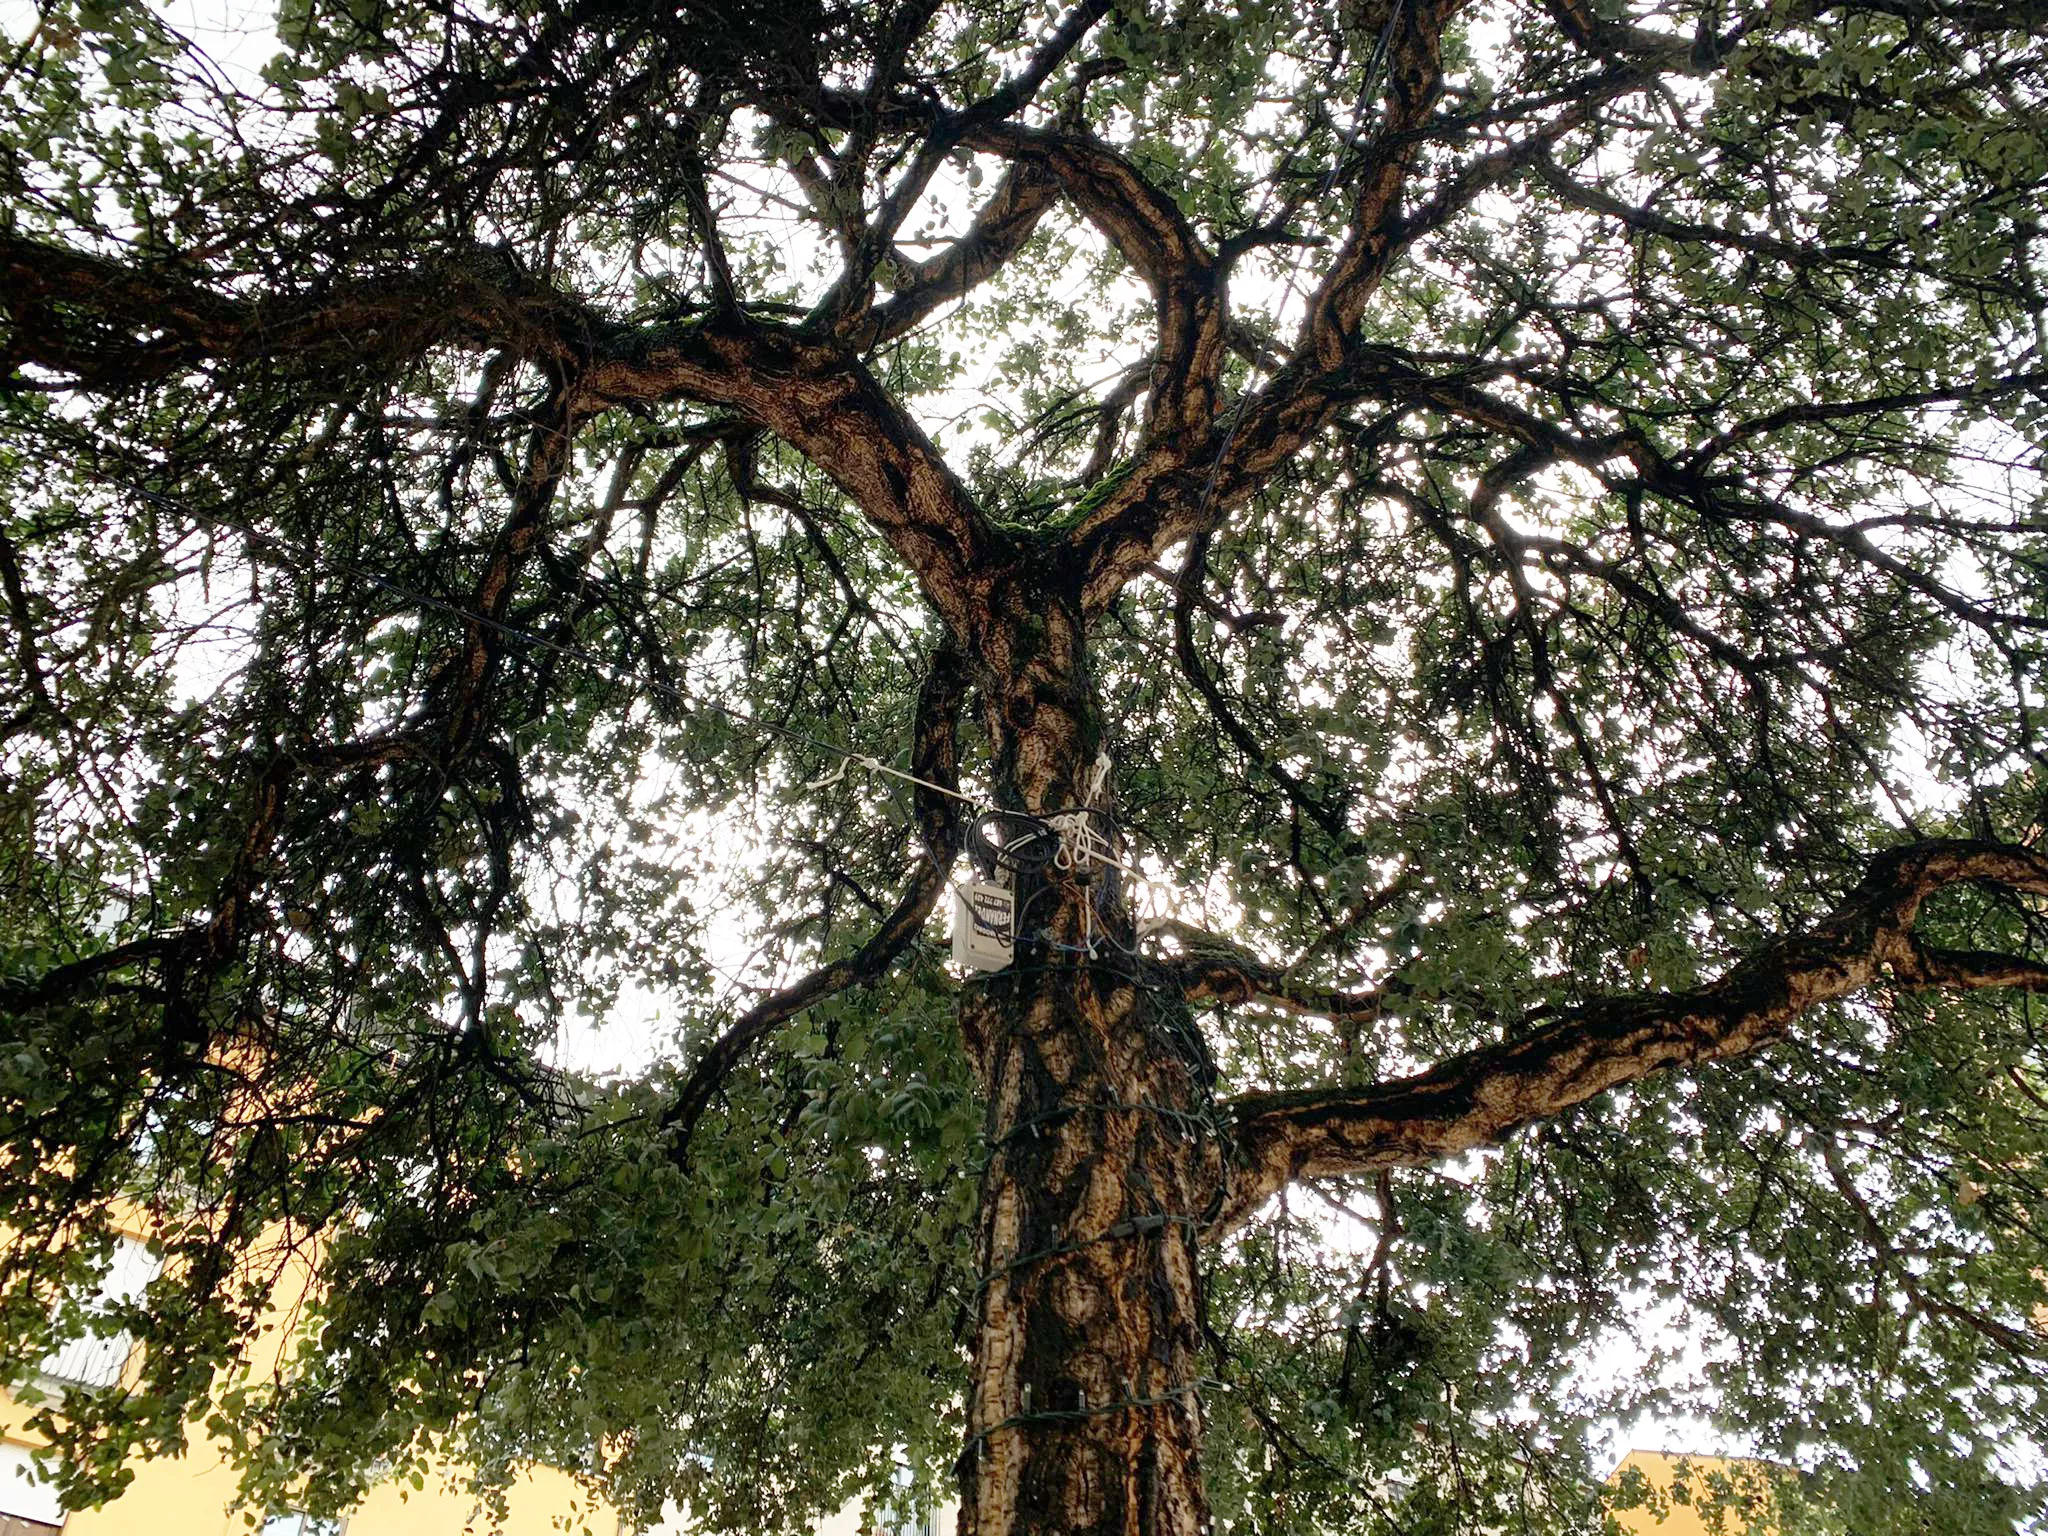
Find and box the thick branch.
[3,233,1009,640]
[589,320,1010,641]
[0,233,604,389]
[0,934,189,1013]
[1212,839,2048,1233]
[858,164,1063,349]
[1300,0,1462,369]
[1149,920,1391,1022]
[964,118,1229,449]
[958,120,1212,295]
[807,0,1108,338]
[0,525,55,725]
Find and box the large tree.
[4,1,2048,1532]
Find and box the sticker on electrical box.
[953,878,1016,971]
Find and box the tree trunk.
[954,580,1224,1536]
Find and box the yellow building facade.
[0,1430,1777,1536]
[0,1434,622,1536]
[0,1210,623,1536]
[1605,1450,1781,1536]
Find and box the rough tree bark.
[953,576,1224,1536]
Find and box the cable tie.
[962,1377,1229,1447]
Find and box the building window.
[261,1515,344,1536]
[38,1236,159,1392]
[0,1442,66,1534]
[882,1459,936,1536]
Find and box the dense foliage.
[2,0,2047,1532]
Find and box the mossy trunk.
[954,577,1223,1536]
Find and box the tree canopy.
[2,1,2048,1533]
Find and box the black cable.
[966,810,1061,880]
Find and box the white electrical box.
[952,876,1016,971]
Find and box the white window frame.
[0,1441,67,1528]
[260,1514,346,1536]
[37,1235,159,1391]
